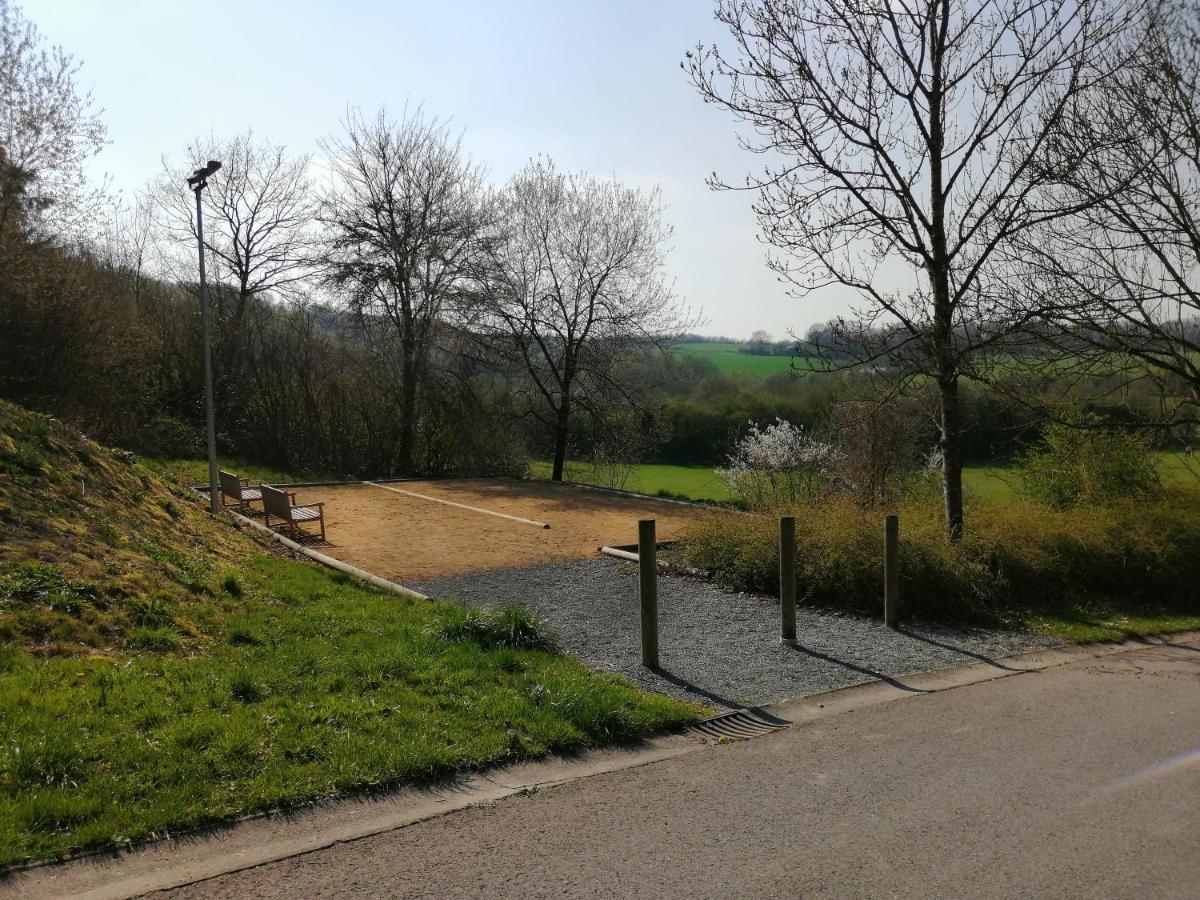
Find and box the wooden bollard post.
[638,519,659,669]
[884,514,899,627]
[779,515,797,645]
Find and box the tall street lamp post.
[186,160,222,513]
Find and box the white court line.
[362,481,551,529]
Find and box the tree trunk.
[398,333,418,474]
[938,374,965,541]
[927,6,964,541]
[550,391,571,481]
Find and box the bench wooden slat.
[261,484,325,542]
[220,470,263,512]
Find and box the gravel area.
[409,558,1062,710]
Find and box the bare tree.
[686,0,1135,539]
[474,157,690,481]
[1016,1,1200,428]
[0,0,106,239]
[155,133,314,316]
[320,106,488,473]
[152,133,315,417]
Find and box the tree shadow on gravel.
[651,668,745,709]
[786,643,932,693]
[896,629,1027,672]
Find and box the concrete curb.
[761,628,1200,725]
[7,630,1198,899]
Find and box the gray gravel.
[410,558,1061,709]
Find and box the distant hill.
[0,401,258,655]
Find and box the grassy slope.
[0,404,252,655]
[0,403,696,866]
[672,341,820,377]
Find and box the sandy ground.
[287,479,705,582]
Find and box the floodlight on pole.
[188,160,222,514]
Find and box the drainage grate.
[688,708,791,742]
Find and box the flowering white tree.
[0,0,107,240]
[719,418,837,508]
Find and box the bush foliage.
[681,492,1200,625]
[1016,416,1161,508]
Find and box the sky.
[24,0,861,339]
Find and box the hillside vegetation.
[0,401,256,655]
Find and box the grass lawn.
[532,460,1111,506]
[672,341,820,378]
[964,453,1200,504]
[141,456,325,486]
[0,554,698,867]
[530,460,736,503]
[963,463,1019,502]
[1031,606,1200,644]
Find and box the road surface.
[155,636,1200,899]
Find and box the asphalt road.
[158,638,1200,899]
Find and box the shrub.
[428,604,561,653]
[828,399,934,506]
[719,418,837,509]
[681,492,1200,624]
[1017,416,1160,508]
[136,416,203,459]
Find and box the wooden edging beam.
[227,509,428,600]
[363,481,551,529]
[599,546,641,562]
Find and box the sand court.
[287,478,706,583]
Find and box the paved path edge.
[7,629,1198,900]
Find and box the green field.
[530,460,736,502]
[963,453,1198,503]
[533,455,1200,505]
[537,460,1002,504]
[672,341,819,378]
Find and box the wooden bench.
[219,470,263,513]
[262,484,326,542]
